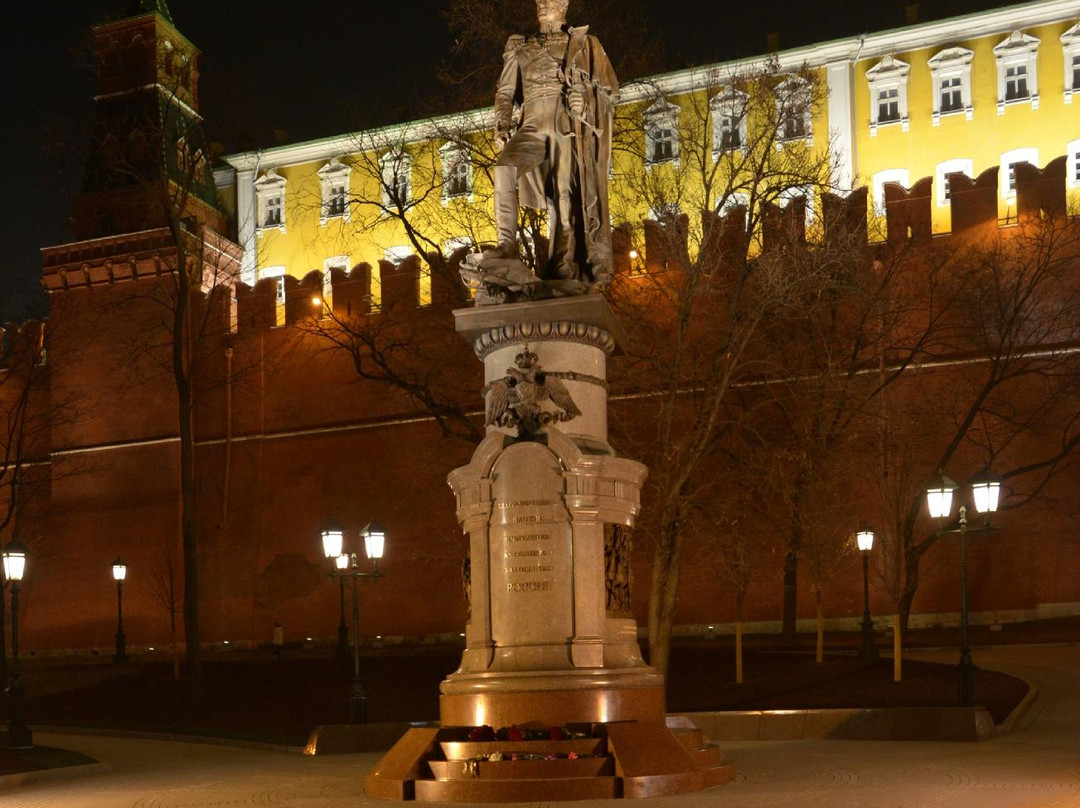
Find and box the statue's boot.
[483,168,520,261]
[548,192,578,280]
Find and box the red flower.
[468,725,495,742]
[507,725,523,742]
[568,751,579,760]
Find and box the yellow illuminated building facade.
[217,0,1080,301]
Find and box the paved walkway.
[3,644,1078,807]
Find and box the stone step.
[671,727,706,751]
[701,762,738,789]
[440,738,603,761]
[414,775,618,802]
[689,743,722,768]
[428,756,613,781]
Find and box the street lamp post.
[334,554,349,659]
[925,469,1000,707]
[855,527,878,660]
[112,556,129,664]
[320,519,386,724]
[3,541,32,749]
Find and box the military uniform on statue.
[460,0,618,303]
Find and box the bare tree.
[145,529,183,681]
[876,216,1080,635]
[607,62,849,674]
[0,321,86,682]
[84,50,243,697]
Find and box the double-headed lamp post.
[320,519,386,724]
[925,468,1000,707]
[2,540,32,748]
[112,556,129,664]
[855,527,878,660]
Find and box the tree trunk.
[781,484,807,642]
[781,547,799,643]
[178,373,200,699]
[735,620,743,684]
[892,614,902,682]
[170,599,181,682]
[897,544,923,639]
[815,597,824,663]
[0,585,6,685]
[647,518,681,677]
[173,261,201,701]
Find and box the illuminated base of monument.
[365,297,735,800]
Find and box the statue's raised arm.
[461,0,618,306]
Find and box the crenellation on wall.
[949,166,1000,233]
[378,257,421,311]
[1015,156,1067,220]
[822,186,869,248]
[884,176,933,245]
[763,198,806,249]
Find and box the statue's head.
[536,0,569,29]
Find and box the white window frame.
[871,168,910,214]
[1062,23,1080,104]
[935,158,974,207]
[258,265,287,307]
[866,55,910,135]
[384,246,412,266]
[317,158,351,225]
[710,89,748,154]
[994,31,1040,114]
[254,169,286,234]
[642,98,680,167]
[775,76,813,147]
[379,150,412,209]
[439,142,473,203]
[928,47,974,125]
[999,147,1039,199]
[1066,138,1080,189]
[323,254,350,275]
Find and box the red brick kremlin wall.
[9,157,1080,654]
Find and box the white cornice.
[222,0,1076,171]
[224,107,493,173]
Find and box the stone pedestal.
[440,296,663,728]
[365,295,735,801]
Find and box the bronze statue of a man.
[484,0,618,286]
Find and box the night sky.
[2,0,1016,319]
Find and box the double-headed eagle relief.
[461,0,618,306]
[484,347,583,434]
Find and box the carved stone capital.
[474,319,616,360]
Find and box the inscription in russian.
[489,442,573,648]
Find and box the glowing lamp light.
[112,556,128,582]
[334,553,350,571]
[321,520,345,559]
[363,520,387,560]
[629,249,639,259]
[856,527,875,552]
[311,296,322,307]
[2,541,28,582]
[925,472,957,519]
[970,469,1001,514]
